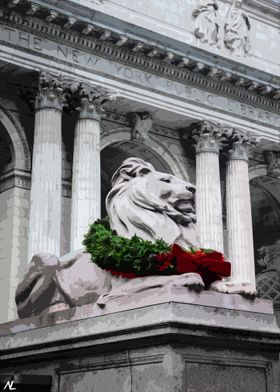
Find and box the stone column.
[28,73,64,259]
[226,131,256,286]
[70,85,115,251]
[192,121,224,252]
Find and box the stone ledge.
[0,291,279,361]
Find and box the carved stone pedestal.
[0,292,280,392]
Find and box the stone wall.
[0,187,29,323]
[0,300,279,392]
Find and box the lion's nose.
[186,185,196,194]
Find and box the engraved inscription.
[0,23,279,127]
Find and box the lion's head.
[106,158,200,248]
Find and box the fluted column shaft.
[28,75,63,259]
[70,98,101,251]
[193,121,224,252]
[226,137,255,286]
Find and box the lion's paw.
[210,281,257,298]
[170,273,205,292]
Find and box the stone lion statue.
[15,158,254,319]
[106,157,200,248]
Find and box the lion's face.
[144,170,196,225]
[106,158,199,248]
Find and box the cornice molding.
[245,0,280,18]
[0,170,31,193]
[0,3,280,114]
[0,170,72,196]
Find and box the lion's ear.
[138,167,151,176]
[113,166,151,185]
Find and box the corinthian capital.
[35,72,77,111]
[221,126,256,161]
[77,84,118,120]
[191,120,222,154]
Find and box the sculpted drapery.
[193,0,219,46]
[224,0,251,56]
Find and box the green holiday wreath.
[83,218,231,285]
[83,217,172,278]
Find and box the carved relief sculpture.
[127,112,153,141]
[256,242,280,302]
[265,151,280,178]
[193,0,219,46]
[224,0,251,56]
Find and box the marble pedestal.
[0,291,280,392]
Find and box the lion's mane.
[106,158,200,248]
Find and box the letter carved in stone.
[192,0,219,46]
[224,0,251,56]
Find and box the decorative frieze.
[0,5,279,113]
[103,112,180,140]
[250,151,266,164]
[193,0,251,57]
[64,16,77,30]
[152,125,180,140]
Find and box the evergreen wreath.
[83,218,231,285]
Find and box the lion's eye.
[161,191,172,199]
[139,168,151,176]
[160,178,171,183]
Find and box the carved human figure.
[192,0,219,46]
[224,0,251,56]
